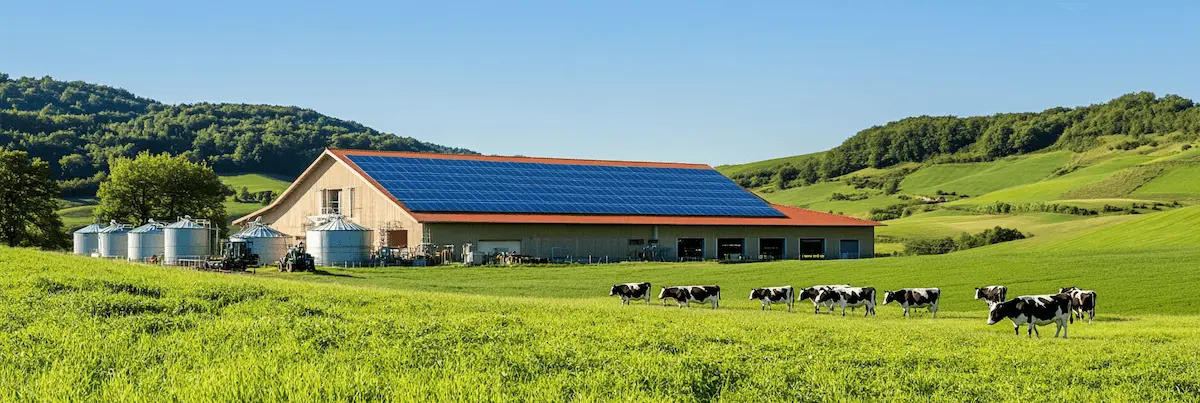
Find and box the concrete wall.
[427,222,875,261]
[244,155,424,247]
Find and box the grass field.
[5,207,1200,401]
[899,151,1071,197]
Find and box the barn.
[234,149,881,262]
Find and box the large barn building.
[234,149,880,261]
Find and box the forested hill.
[730,92,1200,188]
[0,73,473,195]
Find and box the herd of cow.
[609,283,1098,339]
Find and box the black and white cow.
[1058,287,1097,324]
[974,286,1007,307]
[883,288,941,318]
[797,284,851,314]
[815,287,876,317]
[987,294,1072,339]
[610,282,651,305]
[659,285,722,309]
[749,286,794,312]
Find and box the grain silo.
[97,221,132,258]
[306,215,370,266]
[231,217,289,265]
[127,219,165,262]
[72,223,105,256]
[164,216,213,265]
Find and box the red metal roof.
[409,204,881,226]
[328,148,882,227]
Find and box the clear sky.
[3,1,1198,166]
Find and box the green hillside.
[4,205,1200,400]
[55,173,292,230]
[0,73,471,196]
[899,151,1071,196]
[715,152,823,177]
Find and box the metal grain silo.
[73,223,105,255]
[127,219,165,262]
[306,215,371,266]
[97,221,132,258]
[164,216,213,265]
[231,217,289,264]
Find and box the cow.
[883,288,941,318]
[610,282,651,305]
[815,287,876,317]
[987,294,1072,339]
[749,286,794,312]
[659,285,721,309]
[797,284,851,314]
[1058,287,1097,324]
[974,286,1007,307]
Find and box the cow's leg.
[1054,322,1062,338]
[1013,325,1019,336]
[841,303,847,317]
[1088,309,1094,324]
[1069,309,1075,324]
[787,302,793,313]
[644,295,651,305]
[903,307,909,317]
[931,303,938,318]
[1062,320,1068,339]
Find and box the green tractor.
[209,240,260,271]
[278,243,315,272]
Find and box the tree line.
[0,74,474,196]
[732,92,1200,188]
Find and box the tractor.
[209,240,259,271]
[277,243,315,272]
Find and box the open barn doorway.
[759,238,784,260]
[716,238,745,260]
[677,238,704,261]
[800,239,826,260]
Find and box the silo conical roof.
[99,220,129,233]
[130,219,165,233]
[233,217,288,238]
[165,216,207,229]
[74,224,105,234]
[311,216,369,231]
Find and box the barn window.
[321,189,342,215]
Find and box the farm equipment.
[277,243,314,272]
[208,241,259,271]
[370,246,406,266]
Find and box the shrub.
[904,226,1026,255]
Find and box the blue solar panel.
[347,155,785,217]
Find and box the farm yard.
[3,207,1200,401]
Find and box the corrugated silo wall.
[425,223,875,261]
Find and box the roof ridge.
[329,148,713,170]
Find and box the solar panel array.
[347,155,785,217]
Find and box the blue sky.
[3,1,1198,166]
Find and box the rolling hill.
[0,73,472,196]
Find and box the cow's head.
[974,288,983,300]
[610,285,619,296]
[658,287,669,299]
[986,300,1011,325]
[882,290,899,305]
[1058,286,1079,294]
[749,289,763,300]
